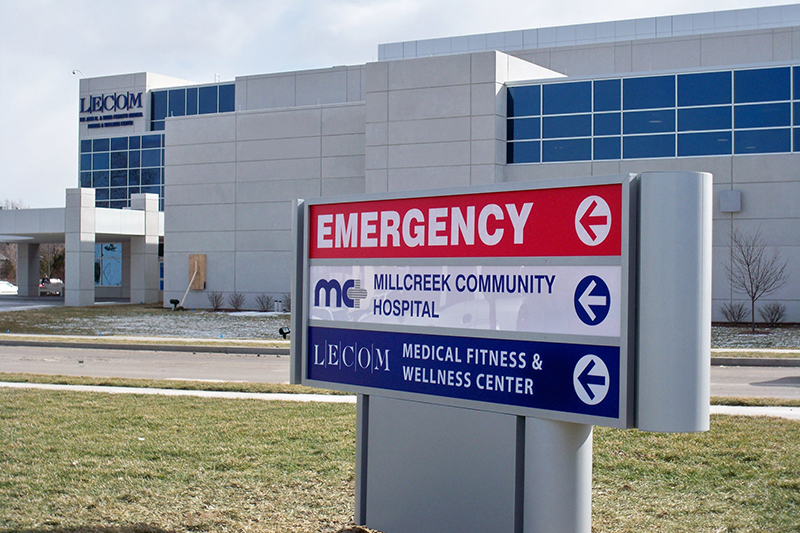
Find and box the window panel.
[542,114,591,139]
[110,200,127,209]
[95,187,109,200]
[110,170,127,187]
[734,67,790,103]
[678,132,732,156]
[128,169,140,186]
[507,141,540,163]
[623,76,675,110]
[507,117,540,140]
[128,150,140,168]
[795,103,800,126]
[80,139,92,153]
[151,91,167,120]
[623,134,675,159]
[151,121,165,131]
[734,128,791,154]
[594,137,621,160]
[594,79,621,112]
[92,171,109,188]
[507,86,540,117]
[80,172,92,188]
[542,81,591,115]
[128,136,140,150]
[199,86,218,114]
[678,71,731,107]
[141,149,161,168]
[186,87,198,116]
[129,186,140,195]
[542,138,591,162]
[92,152,109,170]
[141,168,161,186]
[795,128,800,152]
[142,134,161,149]
[110,187,128,200]
[795,67,800,100]
[110,137,128,151]
[93,138,109,152]
[80,153,92,171]
[594,113,621,136]
[110,151,127,169]
[219,84,235,112]
[142,185,160,195]
[734,103,790,128]
[623,110,675,134]
[169,89,186,117]
[678,106,731,132]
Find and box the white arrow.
[578,280,606,321]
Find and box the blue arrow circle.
[574,275,611,326]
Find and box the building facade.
[68,4,800,320]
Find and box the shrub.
[207,291,224,311]
[721,302,748,325]
[255,293,274,312]
[228,292,246,312]
[282,292,292,312]
[758,302,787,327]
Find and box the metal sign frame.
[292,174,637,429]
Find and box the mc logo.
[314,279,367,308]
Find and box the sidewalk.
[2,381,798,421]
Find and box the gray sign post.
[291,171,711,533]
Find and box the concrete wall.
[164,102,365,310]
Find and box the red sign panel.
[309,184,622,259]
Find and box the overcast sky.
[0,0,786,207]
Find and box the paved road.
[0,345,290,383]
[2,345,800,399]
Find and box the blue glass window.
[624,110,675,134]
[142,135,161,149]
[219,84,235,112]
[151,121,165,131]
[678,72,731,107]
[199,86,218,114]
[80,153,92,171]
[594,79,621,112]
[169,89,186,117]
[80,139,92,153]
[92,153,109,170]
[93,138,109,152]
[110,137,128,151]
[623,76,675,110]
[95,188,109,201]
[507,141,540,163]
[129,186,140,195]
[110,200,127,209]
[795,128,800,151]
[507,117,540,140]
[141,168,161,186]
[734,128,791,154]
[110,152,127,169]
[735,103,790,129]
[186,87,198,116]
[594,137,620,160]
[678,132,732,156]
[623,134,675,159]
[128,169,140,186]
[543,114,591,139]
[152,91,167,120]
[96,200,110,208]
[542,138,591,162]
[678,107,731,132]
[735,67,790,103]
[93,172,109,188]
[128,136,140,149]
[80,172,91,188]
[594,113,621,136]
[142,185,160,195]
[542,82,591,115]
[110,187,128,200]
[128,150,140,168]
[508,86,540,117]
[795,103,800,126]
[110,170,127,187]
[141,149,161,168]
[795,67,800,100]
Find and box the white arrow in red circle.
[575,196,612,246]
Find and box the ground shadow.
[752,376,800,387]
[1,525,176,533]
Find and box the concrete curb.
[0,339,289,356]
[711,357,800,367]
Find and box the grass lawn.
[1,388,799,533]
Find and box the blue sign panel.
[308,326,620,419]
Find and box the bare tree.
[725,229,789,332]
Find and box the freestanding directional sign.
[291,172,711,533]
[297,176,634,427]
